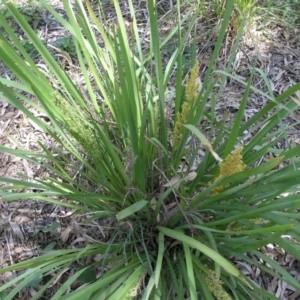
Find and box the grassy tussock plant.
[209,0,259,31]
[0,0,300,299]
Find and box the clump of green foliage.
[207,0,259,30]
[53,36,76,58]
[0,0,300,299]
[265,0,300,26]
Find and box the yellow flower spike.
[204,268,231,300]
[219,147,246,177]
[213,146,246,194]
[185,60,200,103]
[172,60,200,150]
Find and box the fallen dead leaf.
[163,174,181,189]
[184,171,197,181]
[60,226,73,243]
[9,222,24,243]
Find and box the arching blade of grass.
[240,81,300,134]
[106,265,146,300]
[204,196,300,227]
[253,249,300,291]
[147,0,167,158]
[183,242,197,300]
[51,266,93,300]
[92,270,139,300]
[183,125,222,162]
[117,200,148,220]
[224,73,254,157]
[154,232,164,288]
[157,227,240,277]
[4,2,85,109]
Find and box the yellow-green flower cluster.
[204,268,232,300]
[172,60,200,150]
[213,147,246,194]
[250,217,269,225]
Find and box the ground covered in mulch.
[0,0,300,299]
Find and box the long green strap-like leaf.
[147,0,168,158]
[183,242,197,300]
[240,81,300,134]
[224,72,254,157]
[107,265,146,300]
[157,227,240,277]
[154,232,164,288]
[117,200,148,220]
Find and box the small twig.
[151,157,194,233]
[72,155,87,180]
[5,234,16,278]
[288,130,300,135]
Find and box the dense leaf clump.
[0,0,300,299]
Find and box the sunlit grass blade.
[253,249,300,291]
[141,275,156,300]
[154,232,164,288]
[106,265,146,300]
[182,242,197,300]
[51,266,92,300]
[184,125,222,162]
[147,0,167,153]
[91,271,134,300]
[199,0,234,92]
[157,227,240,277]
[224,73,254,156]
[117,200,148,220]
[205,196,300,227]
[240,81,300,133]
